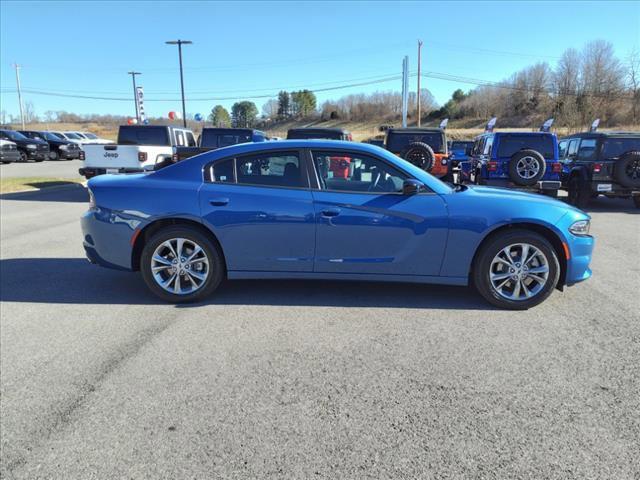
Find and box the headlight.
[569,220,590,236]
[88,189,96,210]
[59,144,68,150]
[26,144,37,149]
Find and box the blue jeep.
[466,131,562,196]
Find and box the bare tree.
[261,99,278,119]
[627,48,640,123]
[23,101,38,124]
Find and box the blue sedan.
[81,140,594,309]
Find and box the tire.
[49,150,59,161]
[508,150,546,186]
[35,158,44,163]
[473,229,560,310]
[400,142,435,171]
[633,195,640,209]
[567,175,590,209]
[19,151,27,163]
[614,151,640,188]
[140,226,225,303]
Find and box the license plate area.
[106,168,119,174]
[597,184,612,192]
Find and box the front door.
[199,149,315,272]
[309,149,449,276]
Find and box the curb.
[0,182,87,197]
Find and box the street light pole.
[128,71,141,122]
[13,63,25,129]
[165,39,192,128]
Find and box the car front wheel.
[140,226,224,303]
[473,229,560,310]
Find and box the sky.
[1,0,638,120]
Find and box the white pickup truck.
[79,125,196,179]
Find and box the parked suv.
[559,131,640,208]
[467,132,562,196]
[0,129,50,162]
[175,128,266,161]
[20,130,82,161]
[383,128,450,179]
[286,128,352,140]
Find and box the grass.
[0,177,85,194]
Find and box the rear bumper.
[79,167,144,178]
[481,178,561,191]
[81,209,137,270]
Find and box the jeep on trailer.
[175,128,266,161]
[383,127,450,179]
[286,127,352,140]
[467,131,562,196]
[79,125,195,179]
[559,130,640,208]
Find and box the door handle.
[209,198,229,206]
[321,208,341,217]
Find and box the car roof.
[387,128,444,134]
[287,127,350,134]
[563,131,640,139]
[202,127,264,134]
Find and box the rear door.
[199,149,316,272]
[308,148,448,276]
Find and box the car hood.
[463,185,587,215]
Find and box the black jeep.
[559,131,640,209]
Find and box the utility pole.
[128,71,141,122]
[417,40,423,127]
[165,39,192,128]
[13,63,25,129]
[401,56,409,128]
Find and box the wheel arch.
[131,217,227,273]
[469,222,567,290]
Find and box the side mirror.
[402,179,424,195]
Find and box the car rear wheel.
[567,176,590,209]
[141,226,224,303]
[508,150,546,186]
[49,150,59,161]
[473,229,560,310]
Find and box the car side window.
[175,131,185,147]
[577,139,597,161]
[567,139,580,160]
[558,140,568,159]
[312,151,407,193]
[236,152,304,188]
[211,158,235,183]
[186,132,196,147]
[483,135,494,156]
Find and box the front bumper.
[0,151,21,163]
[565,233,595,286]
[58,149,81,160]
[25,150,48,161]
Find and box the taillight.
[138,151,147,162]
[592,163,602,173]
[552,163,562,173]
[487,161,498,172]
[347,134,353,141]
[79,151,85,161]
[172,153,178,163]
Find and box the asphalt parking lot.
[1,176,639,478]
[0,159,84,179]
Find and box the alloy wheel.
[150,238,210,295]
[489,243,549,301]
[516,156,540,179]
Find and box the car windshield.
[601,137,640,159]
[1,130,28,141]
[52,133,66,140]
[386,132,445,153]
[201,130,252,148]
[64,132,82,139]
[83,133,98,139]
[25,132,45,140]
[45,132,61,141]
[497,134,555,158]
[118,126,170,146]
